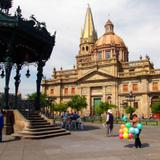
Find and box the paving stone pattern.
[0,123,160,160]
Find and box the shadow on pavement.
[124,143,150,148]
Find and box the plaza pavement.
[0,123,160,160]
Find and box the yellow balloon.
[123,133,129,139]
[123,127,128,133]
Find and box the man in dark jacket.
[0,109,4,142]
[106,109,114,136]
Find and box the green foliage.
[27,92,48,108]
[151,102,160,113]
[125,106,136,114]
[95,104,104,116]
[68,95,87,111]
[95,101,117,115]
[125,106,136,120]
[54,102,68,112]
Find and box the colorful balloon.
[123,133,129,139]
[122,116,127,122]
[119,133,123,140]
[134,128,139,134]
[137,123,143,129]
[119,129,123,134]
[120,124,125,129]
[123,127,129,133]
[128,133,133,139]
[129,127,135,134]
[125,122,131,128]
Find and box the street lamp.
[0,70,5,78]
[126,91,135,107]
[25,68,31,78]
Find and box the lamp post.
[126,91,135,107]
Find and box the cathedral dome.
[95,20,126,47]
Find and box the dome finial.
[104,19,114,34]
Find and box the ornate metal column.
[14,64,22,109]
[4,56,13,109]
[35,60,45,111]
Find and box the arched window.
[107,96,112,104]
[50,88,54,95]
[86,46,89,51]
[82,46,85,51]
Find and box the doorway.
[93,97,101,115]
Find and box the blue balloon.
[134,128,139,134]
[137,123,143,129]
[122,116,127,122]
[129,127,135,134]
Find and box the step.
[26,124,58,129]
[13,131,70,139]
[27,117,44,120]
[29,121,50,125]
[19,128,66,135]
[27,119,47,123]
[24,126,61,132]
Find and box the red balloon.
[119,133,123,140]
[128,133,133,139]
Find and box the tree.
[68,95,87,111]
[54,102,68,113]
[151,102,160,113]
[27,92,48,108]
[95,101,117,116]
[125,106,136,120]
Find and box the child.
[132,114,142,148]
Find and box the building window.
[82,46,85,51]
[132,84,138,91]
[71,87,75,95]
[106,51,110,60]
[86,46,89,51]
[123,84,128,92]
[134,102,138,109]
[152,82,158,91]
[98,52,102,60]
[64,88,68,95]
[107,96,111,104]
[50,88,54,95]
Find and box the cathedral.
[42,5,160,117]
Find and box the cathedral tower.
[76,5,97,67]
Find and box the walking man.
[0,109,4,142]
[106,109,114,136]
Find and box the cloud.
[1,0,160,97]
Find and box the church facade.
[42,6,160,117]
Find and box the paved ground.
[0,123,160,160]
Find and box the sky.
[0,0,160,98]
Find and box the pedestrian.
[0,109,4,142]
[105,109,114,136]
[132,114,142,148]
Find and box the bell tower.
[76,4,97,68]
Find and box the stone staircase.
[13,112,70,139]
